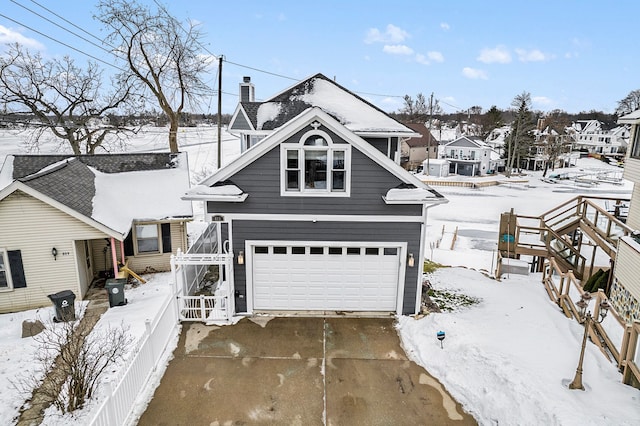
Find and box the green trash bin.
[105,278,128,307]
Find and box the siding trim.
[208,213,425,223]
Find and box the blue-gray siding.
[231,220,422,315]
[207,133,421,217]
[364,137,398,158]
[231,110,252,131]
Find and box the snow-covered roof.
[237,73,417,136]
[184,184,248,202]
[383,187,442,204]
[618,109,640,124]
[0,153,193,237]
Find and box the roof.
[0,153,193,238]
[402,123,435,148]
[232,73,418,137]
[618,109,640,124]
[442,136,489,149]
[187,107,445,204]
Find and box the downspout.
[110,237,119,277]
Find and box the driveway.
[138,317,476,425]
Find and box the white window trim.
[0,248,13,292]
[133,223,162,256]
[280,129,351,197]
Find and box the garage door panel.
[252,243,401,311]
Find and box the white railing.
[88,289,179,426]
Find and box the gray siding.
[231,220,422,315]
[207,133,421,217]
[231,110,252,131]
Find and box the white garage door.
[251,243,402,311]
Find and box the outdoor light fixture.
[51,247,58,261]
[408,253,415,267]
[568,292,610,390]
[237,250,244,265]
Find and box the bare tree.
[615,89,640,116]
[0,44,134,154]
[15,319,132,415]
[96,0,213,153]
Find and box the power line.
[27,0,109,47]
[0,13,126,72]
[11,0,115,57]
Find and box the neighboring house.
[0,153,192,313]
[185,74,447,316]
[611,110,640,323]
[400,122,437,171]
[570,119,629,157]
[522,126,576,171]
[438,136,504,176]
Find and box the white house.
[438,136,504,176]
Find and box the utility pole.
[427,92,434,176]
[217,55,223,169]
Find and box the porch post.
[110,237,119,277]
[120,240,126,265]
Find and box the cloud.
[383,44,414,55]
[477,46,511,64]
[462,67,488,80]
[533,96,553,106]
[365,24,410,44]
[515,48,550,62]
[440,22,450,31]
[0,25,44,50]
[415,54,429,65]
[427,51,444,63]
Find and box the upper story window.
[281,128,350,196]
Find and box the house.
[0,153,192,313]
[570,119,629,157]
[185,74,447,316]
[521,125,576,171]
[611,110,640,324]
[438,136,504,176]
[400,122,438,171]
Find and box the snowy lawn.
[398,267,640,425]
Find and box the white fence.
[88,289,180,426]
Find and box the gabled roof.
[402,122,436,148]
[442,136,489,149]
[0,152,193,238]
[230,73,418,137]
[187,107,444,203]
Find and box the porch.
[171,223,236,323]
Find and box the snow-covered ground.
[0,126,639,425]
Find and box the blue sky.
[1,0,638,115]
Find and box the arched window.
[281,128,350,196]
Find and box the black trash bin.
[105,278,128,307]
[47,290,76,322]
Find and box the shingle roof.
[239,73,415,134]
[5,153,191,234]
[403,122,435,148]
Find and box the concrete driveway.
[138,317,476,425]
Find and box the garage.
[249,242,404,312]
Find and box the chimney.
[240,76,255,102]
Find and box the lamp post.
[568,292,609,390]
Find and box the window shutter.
[123,233,134,257]
[8,250,26,289]
[161,223,172,253]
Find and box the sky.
[1,0,639,115]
